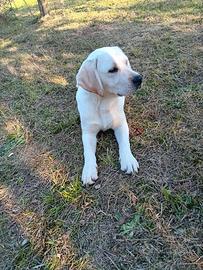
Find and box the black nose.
[132,74,142,86]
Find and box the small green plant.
[120,206,155,238]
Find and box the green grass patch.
[49,113,79,134]
[161,187,201,217]
[98,147,117,167]
[119,205,155,238]
[42,190,66,225]
[0,135,25,157]
[12,243,43,270]
[42,177,90,223]
[0,122,26,157]
[59,177,83,203]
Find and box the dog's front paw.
[120,153,139,174]
[82,163,98,186]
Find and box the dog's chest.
[97,98,123,130]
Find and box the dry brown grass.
[0,0,202,269]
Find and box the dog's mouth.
[117,83,142,97]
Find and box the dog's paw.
[120,154,139,174]
[82,163,98,186]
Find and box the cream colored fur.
[76,46,142,185]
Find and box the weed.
[120,205,155,238]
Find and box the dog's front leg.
[81,132,98,185]
[114,121,139,174]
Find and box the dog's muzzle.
[132,74,142,89]
[117,74,143,97]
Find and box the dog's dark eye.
[109,67,118,73]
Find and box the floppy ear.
[76,58,104,96]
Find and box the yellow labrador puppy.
[76,46,142,185]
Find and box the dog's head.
[76,46,142,96]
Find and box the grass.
[0,0,202,269]
[120,204,155,238]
